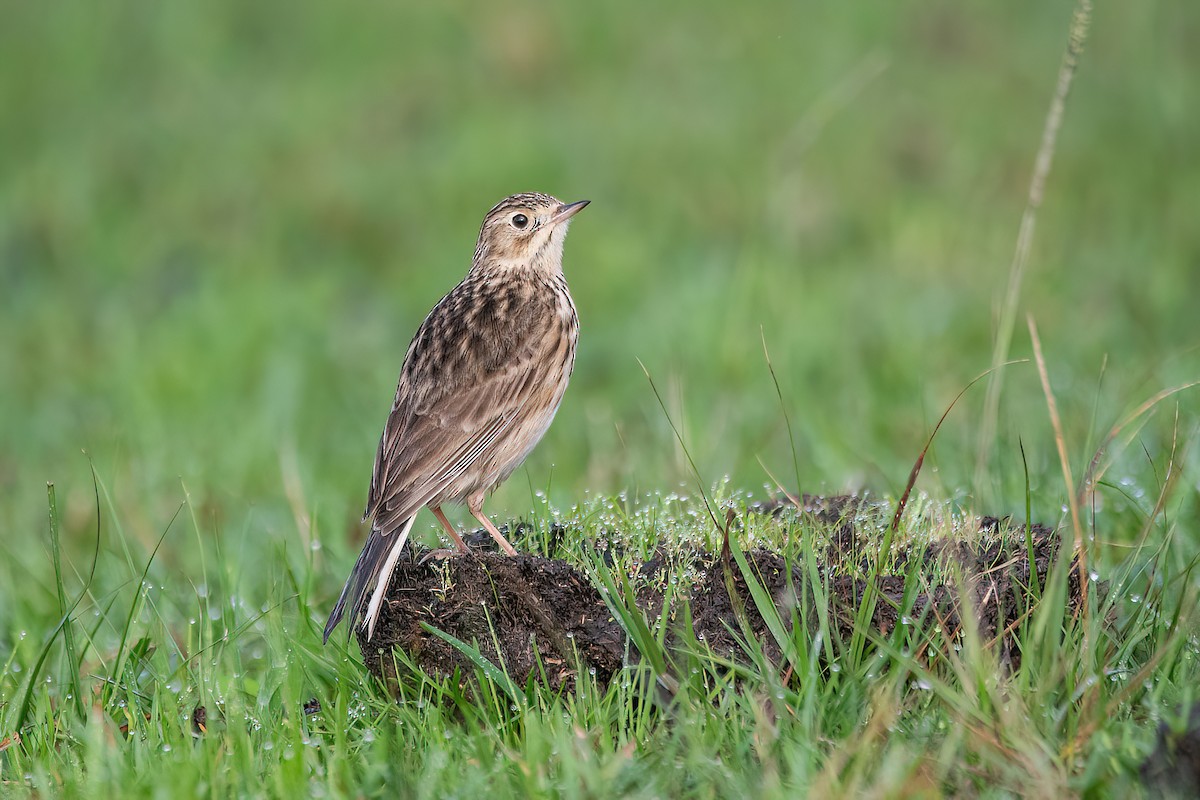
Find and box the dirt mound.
[356,498,1079,691]
[1141,705,1200,797]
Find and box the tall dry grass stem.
[976,0,1094,493]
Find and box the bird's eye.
[511,213,529,229]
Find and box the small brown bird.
[324,192,589,642]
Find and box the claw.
[418,547,462,566]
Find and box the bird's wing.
[364,280,562,537]
[325,281,564,642]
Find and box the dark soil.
[357,496,1081,691]
[1141,705,1200,798]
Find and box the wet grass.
[3,480,1198,796]
[3,0,1200,796]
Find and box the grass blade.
[46,483,84,721]
[421,623,523,708]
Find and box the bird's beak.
[550,200,590,225]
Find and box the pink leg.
[430,505,469,554]
[467,495,518,556]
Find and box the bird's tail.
[323,516,416,644]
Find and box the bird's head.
[471,192,589,275]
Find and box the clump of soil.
[361,552,628,690]
[1141,705,1200,797]
[356,496,1079,691]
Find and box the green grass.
[2,0,1199,796]
[4,486,1197,796]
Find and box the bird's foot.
[418,548,465,565]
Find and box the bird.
[324,192,589,643]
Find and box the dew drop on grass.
[161,744,172,753]
[262,740,274,751]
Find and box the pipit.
[324,192,589,642]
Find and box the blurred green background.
[1,1,1197,604]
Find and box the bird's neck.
[470,231,567,280]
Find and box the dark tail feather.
[323,516,415,644]
[322,573,357,644]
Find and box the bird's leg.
[430,505,470,553]
[467,496,518,556]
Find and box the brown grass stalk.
[976,0,1094,491]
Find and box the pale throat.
[478,225,569,277]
